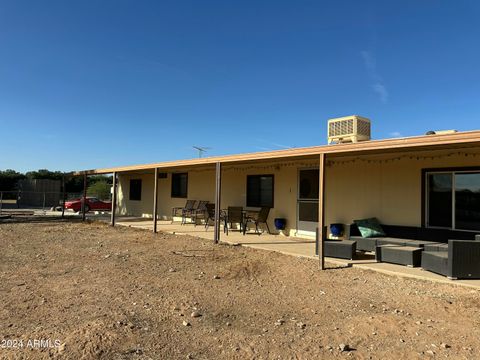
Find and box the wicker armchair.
[421,239,480,279]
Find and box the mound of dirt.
[1,221,479,359]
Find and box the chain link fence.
[0,191,112,217]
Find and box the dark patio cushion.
[376,238,409,247]
[404,240,444,248]
[423,243,449,252]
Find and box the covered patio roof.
[72,130,480,175]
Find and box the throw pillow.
[354,218,386,238]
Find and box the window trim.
[171,172,188,198]
[246,174,274,208]
[129,179,142,201]
[422,166,480,231]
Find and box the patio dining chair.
[171,200,196,224]
[244,207,271,235]
[204,203,227,234]
[226,206,244,235]
[191,200,209,226]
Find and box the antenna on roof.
[193,146,211,158]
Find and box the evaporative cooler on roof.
[327,115,371,144]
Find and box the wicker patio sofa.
[349,224,477,252]
[350,223,480,278]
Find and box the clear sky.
[1,0,479,172]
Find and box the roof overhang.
[71,130,480,176]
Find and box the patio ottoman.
[350,236,377,252]
[376,245,423,267]
[324,240,356,260]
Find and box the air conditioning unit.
[328,115,371,144]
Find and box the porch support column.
[82,173,87,221]
[214,162,222,244]
[153,168,159,233]
[318,153,326,270]
[61,174,66,219]
[111,172,117,226]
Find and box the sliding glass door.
[455,173,480,231]
[427,173,453,228]
[426,170,480,231]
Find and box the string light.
[174,151,480,172]
[184,161,320,173]
[326,151,480,167]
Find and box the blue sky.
[1,1,480,172]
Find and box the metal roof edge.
[73,130,480,175]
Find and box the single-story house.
[74,117,480,270]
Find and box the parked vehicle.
[64,197,111,212]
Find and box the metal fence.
[0,191,112,217]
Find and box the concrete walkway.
[91,215,480,290]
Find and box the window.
[425,170,480,231]
[129,179,142,201]
[171,173,188,198]
[247,175,274,208]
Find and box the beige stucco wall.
[117,169,216,219]
[116,146,480,236]
[117,159,319,235]
[325,148,480,227]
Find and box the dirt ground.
[1,220,480,360]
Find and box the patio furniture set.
[318,219,480,280]
[172,200,271,235]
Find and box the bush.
[87,180,111,200]
[0,170,25,191]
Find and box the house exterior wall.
[325,148,480,227]
[116,146,480,236]
[117,170,216,219]
[117,159,319,236]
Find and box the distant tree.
[1,169,114,195]
[87,180,111,200]
[65,177,84,193]
[0,169,25,191]
[65,174,112,194]
[25,169,63,180]
[89,175,113,185]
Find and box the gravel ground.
[1,220,479,359]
